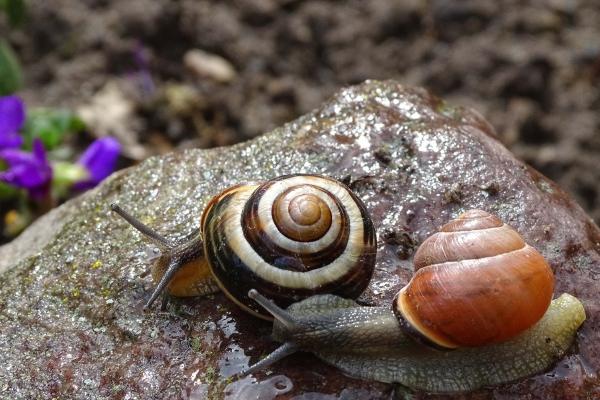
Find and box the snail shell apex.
[202,174,377,319]
[394,209,555,349]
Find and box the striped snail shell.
[111,174,377,320]
[393,209,555,348]
[202,174,377,319]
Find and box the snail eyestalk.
[248,289,298,330]
[110,203,173,248]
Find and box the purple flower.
[0,139,52,199]
[132,42,155,96]
[75,137,121,190]
[0,95,25,149]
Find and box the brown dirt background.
[2,0,599,222]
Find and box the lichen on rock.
[0,81,598,399]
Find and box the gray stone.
[0,81,598,399]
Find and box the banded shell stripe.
[201,174,377,319]
[242,181,349,270]
[227,188,369,289]
[207,225,375,319]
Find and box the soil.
[2,0,599,223]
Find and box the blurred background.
[0,0,598,243]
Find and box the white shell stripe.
[258,183,342,253]
[224,179,367,289]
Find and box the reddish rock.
[0,81,598,399]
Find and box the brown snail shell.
[393,209,555,349]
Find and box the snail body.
[252,291,585,393]
[243,210,586,393]
[111,174,377,319]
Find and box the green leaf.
[51,161,88,198]
[2,0,26,27]
[0,39,23,95]
[0,159,19,199]
[52,161,88,186]
[22,109,87,150]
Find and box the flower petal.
[33,138,47,163]
[0,138,52,197]
[0,148,30,166]
[77,137,121,185]
[0,133,23,149]
[0,95,25,139]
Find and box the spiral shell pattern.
[201,174,377,319]
[393,209,555,349]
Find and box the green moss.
[190,336,202,352]
[435,100,462,120]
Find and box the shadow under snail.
[111,175,586,393]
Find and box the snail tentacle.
[247,289,412,375]
[248,289,299,330]
[241,342,299,377]
[111,203,215,309]
[111,203,173,248]
[244,289,302,376]
[144,236,206,308]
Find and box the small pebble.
[184,49,237,83]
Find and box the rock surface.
[0,81,598,399]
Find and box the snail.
[241,210,586,393]
[111,174,377,319]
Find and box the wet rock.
[0,81,598,399]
